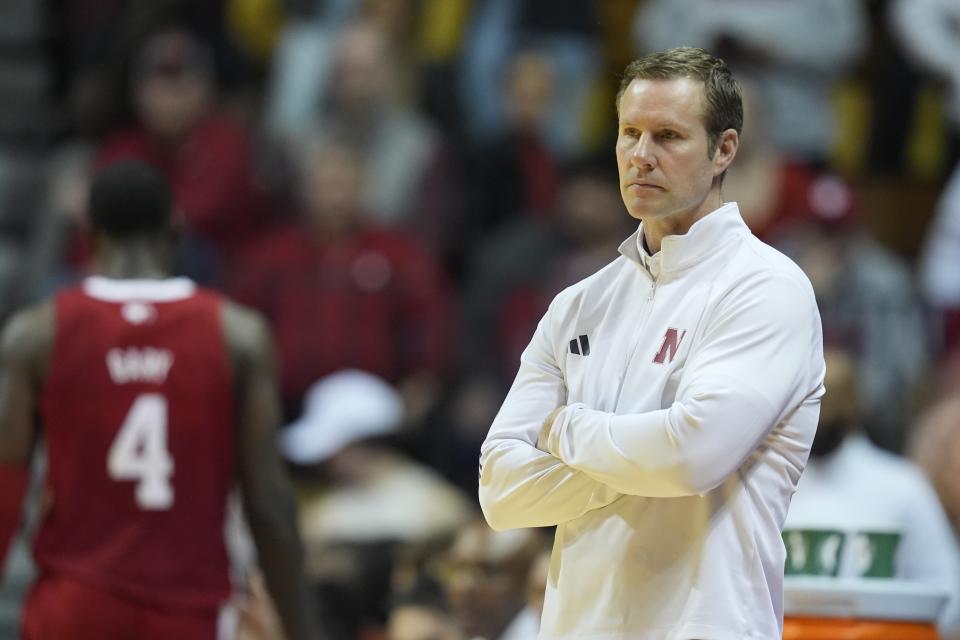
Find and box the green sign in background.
[783,529,900,578]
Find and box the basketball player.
[0,160,318,639]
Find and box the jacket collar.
[618,202,749,275]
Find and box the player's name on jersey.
[106,347,174,385]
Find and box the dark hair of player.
[88,160,172,238]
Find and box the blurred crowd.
[2,0,960,638]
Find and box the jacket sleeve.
[478,301,621,531]
[543,274,824,498]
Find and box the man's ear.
[713,128,739,177]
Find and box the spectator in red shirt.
[465,48,562,250]
[233,138,454,422]
[94,26,267,271]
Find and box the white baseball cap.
[279,369,405,464]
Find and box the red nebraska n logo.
[653,328,686,364]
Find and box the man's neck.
[96,242,170,280]
[641,190,723,253]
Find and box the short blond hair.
[617,47,743,158]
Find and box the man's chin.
[625,206,668,221]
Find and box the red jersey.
[35,277,236,613]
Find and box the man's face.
[330,26,390,115]
[615,78,726,224]
[303,146,364,233]
[504,51,554,132]
[136,71,211,143]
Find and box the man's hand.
[236,573,286,640]
[537,406,566,451]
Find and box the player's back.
[35,276,235,612]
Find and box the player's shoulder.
[848,435,926,482]
[551,255,631,308]
[730,234,818,301]
[744,234,811,281]
[540,255,632,335]
[1,298,56,372]
[219,298,273,363]
[840,436,940,509]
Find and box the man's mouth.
[628,182,664,191]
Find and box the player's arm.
[0,302,52,573]
[540,274,824,498]
[479,302,621,531]
[222,302,318,640]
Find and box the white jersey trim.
[83,276,196,302]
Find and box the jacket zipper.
[612,274,658,411]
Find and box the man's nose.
[631,134,657,170]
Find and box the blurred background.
[1,0,960,638]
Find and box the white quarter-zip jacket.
[479,203,826,640]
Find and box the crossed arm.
[479,276,823,529]
[477,335,621,530]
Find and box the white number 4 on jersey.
[107,393,175,510]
